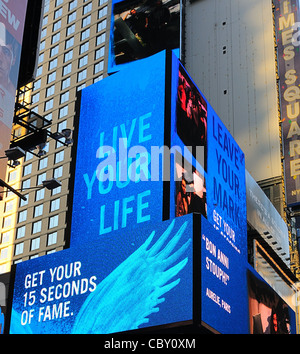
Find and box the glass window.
[83,2,92,14]
[65,36,74,49]
[18,210,27,223]
[69,0,77,11]
[59,105,69,119]
[22,178,31,190]
[54,7,63,19]
[82,15,91,28]
[80,41,89,54]
[35,188,45,202]
[64,49,73,62]
[50,198,60,212]
[97,19,106,32]
[53,19,61,32]
[79,54,88,68]
[48,231,58,246]
[49,215,59,229]
[1,231,10,244]
[44,98,54,111]
[3,215,12,228]
[49,58,58,70]
[67,23,75,36]
[16,226,26,239]
[15,242,24,255]
[47,71,56,83]
[32,221,42,235]
[0,248,9,259]
[46,84,55,97]
[37,172,47,185]
[63,63,72,76]
[94,61,104,74]
[77,69,87,82]
[31,237,41,250]
[68,11,76,23]
[81,28,90,41]
[38,158,48,171]
[23,164,32,177]
[34,204,44,218]
[61,77,71,90]
[50,45,59,57]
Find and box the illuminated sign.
[274,0,300,205]
[70,51,167,246]
[248,268,296,334]
[10,215,193,334]
[10,50,249,334]
[201,215,248,334]
[108,0,180,73]
[170,55,247,257]
[0,0,28,184]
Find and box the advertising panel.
[248,268,296,334]
[274,0,300,205]
[10,214,193,334]
[70,51,167,246]
[108,0,180,73]
[201,216,248,334]
[0,0,28,183]
[170,54,247,259]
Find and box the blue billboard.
[71,50,167,246]
[9,50,250,334]
[10,214,193,334]
[201,216,248,334]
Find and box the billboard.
[274,0,300,205]
[0,0,28,183]
[10,215,193,334]
[108,0,180,73]
[248,268,296,334]
[70,50,167,247]
[9,51,249,333]
[201,216,248,334]
[170,55,247,259]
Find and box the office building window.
[1,230,11,244]
[81,28,90,41]
[97,19,106,32]
[82,15,91,28]
[49,58,58,70]
[78,69,87,82]
[63,63,72,76]
[18,210,27,223]
[68,11,77,23]
[3,215,12,228]
[47,71,56,83]
[32,221,42,235]
[60,91,69,104]
[16,226,26,239]
[53,19,62,32]
[80,41,89,54]
[0,248,9,259]
[48,231,58,246]
[31,237,41,251]
[45,98,54,111]
[22,178,31,190]
[23,164,32,177]
[50,45,59,57]
[94,61,104,74]
[67,23,75,36]
[79,54,88,68]
[64,49,73,62]
[35,188,45,202]
[46,84,55,97]
[65,36,74,49]
[15,243,24,256]
[34,204,44,218]
[59,105,69,119]
[54,166,63,179]
[49,215,59,229]
[54,7,63,19]
[69,0,77,11]
[50,198,60,212]
[96,33,106,46]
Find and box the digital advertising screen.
[108,0,180,73]
[201,216,248,334]
[248,268,296,334]
[71,50,168,247]
[10,214,193,334]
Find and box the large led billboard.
[201,216,248,334]
[108,0,180,73]
[0,0,28,183]
[274,0,300,205]
[10,215,193,334]
[248,268,296,334]
[70,50,168,247]
[170,53,247,259]
[9,50,250,334]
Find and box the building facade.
[0,0,111,274]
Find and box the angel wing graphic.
[72,219,191,334]
[10,218,191,334]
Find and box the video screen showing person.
[248,270,294,334]
[176,65,207,170]
[112,0,180,65]
[175,152,207,218]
